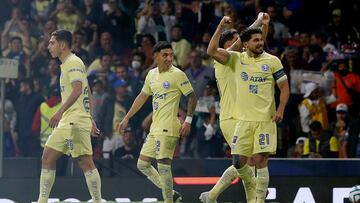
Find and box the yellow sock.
[137,159,162,188]
[209,165,238,200]
[158,163,173,203]
[255,167,269,203]
[237,165,256,203]
[37,169,56,203]
[84,169,102,203]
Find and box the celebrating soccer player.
[201,14,289,203]
[118,41,197,203]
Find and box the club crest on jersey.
[163,81,170,89]
[262,64,269,72]
[241,72,248,81]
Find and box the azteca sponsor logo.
[249,76,266,83]
[241,72,266,83]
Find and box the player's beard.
[250,45,264,55]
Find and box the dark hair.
[309,121,322,131]
[10,36,22,43]
[115,64,128,70]
[142,34,156,46]
[48,86,60,97]
[240,27,262,42]
[51,29,72,48]
[133,51,146,63]
[313,32,328,43]
[73,30,85,37]
[219,29,238,48]
[20,78,34,89]
[153,41,172,53]
[100,52,112,60]
[171,24,183,31]
[309,45,323,54]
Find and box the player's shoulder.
[64,54,85,67]
[260,52,276,59]
[259,52,282,67]
[148,67,158,75]
[213,60,224,69]
[261,52,280,61]
[170,66,186,75]
[228,50,243,58]
[170,66,183,72]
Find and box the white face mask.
[131,60,141,69]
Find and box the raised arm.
[228,13,269,52]
[207,16,232,65]
[260,13,270,40]
[118,91,149,133]
[249,12,269,40]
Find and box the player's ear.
[59,41,66,50]
[243,41,248,49]
[153,52,158,60]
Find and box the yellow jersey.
[142,66,194,137]
[303,136,339,155]
[59,54,91,123]
[230,51,287,121]
[214,60,238,121]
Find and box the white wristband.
[185,116,193,124]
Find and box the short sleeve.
[225,51,239,68]
[67,62,85,83]
[141,72,152,95]
[271,57,287,83]
[176,71,194,96]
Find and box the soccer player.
[118,41,197,203]
[202,16,289,203]
[200,14,269,203]
[37,29,102,203]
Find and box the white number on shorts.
[65,139,73,150]
[259,134,270,146]
[155,140,160,152]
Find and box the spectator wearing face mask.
[330,60,360,115]
[130,52,145,79]
[298,82,336,133]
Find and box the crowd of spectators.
[0,0,360,161]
